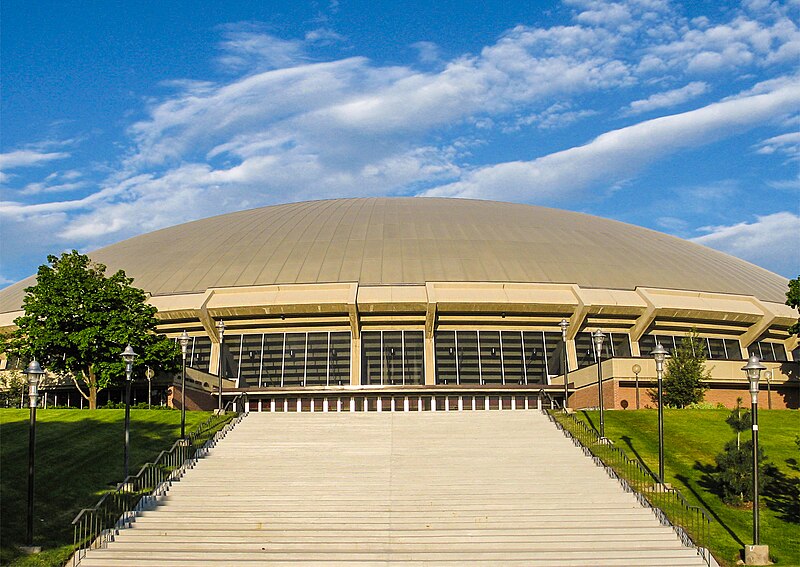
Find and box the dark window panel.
[724,339,742,360]
[611,333,631,358]
[638,335,656,358]
[189,336,212,372]
[522,331,546,384]
[434,331,457,385]
[501,331,524,384]
[758,341,776,362]
[773,343,787,362]
[708,338,726,360]
[479,331,502,385]
[575,333,595,369]
[283,333,306,386]
[237,334,262,388]
[361,331,383,385]
[456,331,480,385]
[306,332,328,386]
[404,331,425,385]
[223,335,241,381]
[330,332,350,385]
[383,331,403,386]
[262,334,283,387]
[544,332,562,378]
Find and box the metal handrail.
[546,410,714,566]
[538,388,561,410]
[70,403,246,566]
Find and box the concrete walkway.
[79,411,707,565]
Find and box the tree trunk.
[88,366,98,410]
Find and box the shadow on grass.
[690,463,745,548]
[619,435,655,475]
[763,465,800,524]
[578,410,598,435]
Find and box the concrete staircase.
[79,411,707,566]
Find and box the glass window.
[724,339,742,360]
[382,331,403,386]
[501,331,525,384]
[747,342,761,359]
[522,331,546,384]
[238,334,263,388]
[222,335,241,381]
[456,331,480,384]
[403,331,425,385]
[329,332,351,386]
[282,333,306,386]
[361,332,383,385]
[305,332,328,386]
[189,336,212,372]
[707,338,726,360]
[434,331,457,385]
[262,334,283,387]
[758,341,776,362]
[638,334,656,358]
[610,333,631,358]
[544,332,562,379]
[575,333,595,369]
[773,343,787,362]
[479,331,503,385]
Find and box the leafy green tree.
[0,251,179,409]
[662,330,709,408]
[787,276,800,337]
[725,397,751,449]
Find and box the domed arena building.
[1,198,797,411]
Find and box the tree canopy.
[787,276,799,337]
[662,330,709,408]
[0,251,179,408]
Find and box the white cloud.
[411,41,441,64]
[0,150,69,170]
[422,80,800,201]
[755,131,800,159]
[692,212,800,277]
[626,81,708,114]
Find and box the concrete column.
[424,336,436,385]
[351,336,361,386]
[566,339,578,374]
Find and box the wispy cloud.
[692,212,800,276]
[0,150,69,170]
[626,81,708,115]
[423,81,800,201]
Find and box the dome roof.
[0,198,788,313]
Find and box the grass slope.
[575,409,799,567]
[0,409,213,567]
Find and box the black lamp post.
[742,355,766,549]
[216,320,225,413]
[559,318,569,411]
[651,342,668,485]
[121,345,137,480]
[179,330,190,439]
[592,330,606,439]
[24,359,44,549]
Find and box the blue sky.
[1,0,798,287]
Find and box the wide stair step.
[79,411,706,566]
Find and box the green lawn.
[570,409,800,567]
[0,408,216,567]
